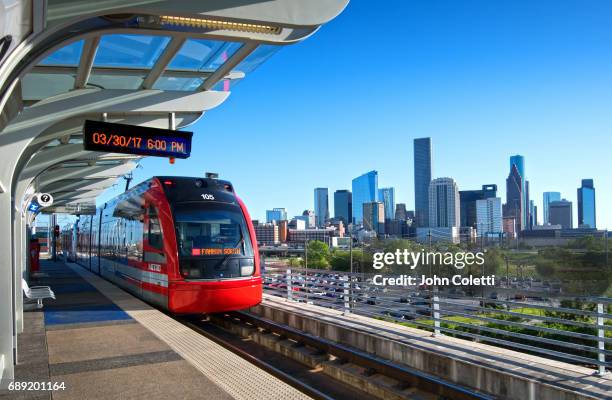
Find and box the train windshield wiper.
[215,230,244,270]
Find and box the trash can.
[30,239,41,275]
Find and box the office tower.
[428,178,460,228]
[577,179,596,228]
[476,197,503,236]
[525,181,531,230]
[543,192,561,225]
[414,138,432,227]
[459,184,498,228]
[503,163,524,232]
[333,190,352,227]
[266,208,287,223]
[352,170,378,225]
[549,199,573,229]
[363,201,385,235]
[509,155,528,227]
[529,200,537,228]
[378,187,395,220]
[314,188,329,227]
[395,203,408,221]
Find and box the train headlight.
[240,258,254,276]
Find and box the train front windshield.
[174,202,255,280]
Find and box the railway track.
[179,311,492,400]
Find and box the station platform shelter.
[0,0,348,381]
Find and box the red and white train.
[66,176,262,314]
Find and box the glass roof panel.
[21,73,75,101]
[168,39,241,71]
[39,40,84,66]
[88,74,144,90]
[94,34,171,68]
[153,76,204,91]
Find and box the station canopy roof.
[24,33,278,213]
[2,1,348,215]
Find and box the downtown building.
[314,188,329,227]
[333,189,352,227]
[459,184,497,229]
[352,170,378,225]
[378,187,395,221]
[549,199,573,229]
[363,201,385,236]
[503,161,524,233]
[542,191,561,225]
[577,179,596,228]
[417,177,460,244]
[294,210,315,228]
[476,197,503,237]
[266,207,287,223]
[414,138,432,227]
[253,222,279,246]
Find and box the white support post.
[343,275,350,315]
[432,285,441,337]
[286,268,292,302]
[597,303,606,376]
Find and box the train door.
[142,203,167,306]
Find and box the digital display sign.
[191,248,241,256]
[83,120,192,159]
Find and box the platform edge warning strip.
[66,263,311,400]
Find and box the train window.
[147,205,164,250]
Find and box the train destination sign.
[83,120,193,159]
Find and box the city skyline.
[96,1,612,230]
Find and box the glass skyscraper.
[334,190,352,226]
[378,187,395,221]
[314,188,329,227]
[428,178,460,228]
[414,138,432,227]
[543,191,561,225]
[578,179,596,229]
[351,170,378,225]
[509,155,527,227]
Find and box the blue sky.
[98,0,612,229]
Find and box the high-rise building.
[549,199,573,229]
[509,155,528,227]
[577,179,596,229]
[525,180,531,230]
[352,170,378,225]
[395,203,408,221]
[503,163,524,232]
[266,208,287,223]
[428,178,460,228]
[314,188,329,227]
[363,201,385,235]
[414,138,432,227]
[459,184,497,228]
[476,197,503,236]
[543,192,561,225]
[529,199,537,228]
[378,187,395,220]
[333,190,352,227]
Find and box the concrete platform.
[1,260,311,400]
[251,294,612,400]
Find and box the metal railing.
[262,265,611,375]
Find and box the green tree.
[306,240,331,269]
